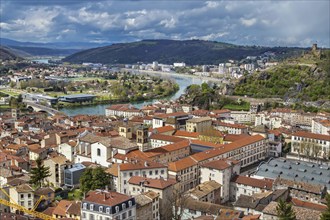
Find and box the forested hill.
[233,48,330,102]
[63,39,305,65]
[0,46,22,61]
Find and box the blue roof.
[254,157,330,189]
[61,94,96,98]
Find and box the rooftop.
[128,176,176,189]
[254,157,330,190]
[188,180,221,199]
[84,190,132,207]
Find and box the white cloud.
[240,18,257,27]
[160,17,176,28]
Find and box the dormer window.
[115,206,119,213]
[90,204,94,211]
[83,203,87,210]
[106,207,110,214]
[122,203,126,209]
[128,201,132,207]
[99,206,103,212]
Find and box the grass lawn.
[0,90,21,97]
[68,77,106,82]
[0,105,10,109]
[223,102,250,111]
[68,189,83,200]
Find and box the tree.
[321,193,330,220]
[80,167,112,194]
[276,199,296,220]
[29,157,51,188]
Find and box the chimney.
[144,161,148,167]
[103,192,107,201]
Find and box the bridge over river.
[23,101,65,116]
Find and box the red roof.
[152,125,176,134]
[231,175,273,190]
[291,198,327,211]
[149,133,184,143]
[84,190,132,206]
[292,131,330,141]
[201,159,240,170]
[174,130,200,138]
[168,156,198,172]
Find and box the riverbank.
[124,69,226,83]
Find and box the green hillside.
[234,48,330,102]
[63,39,305,65]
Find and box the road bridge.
[23,101,65,116]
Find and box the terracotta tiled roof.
[84,190,132,206]
[128,176,176,189]
[292,131,330,141]
[201,159,240,170]
[153,111,188,119]
[151,125,176,134]
[53,200,76,217]
[291,198,327,211]
[174,130,200,138]
[168,156,198,172]
[119,159,166,171]
[191,135,265,162]
[231,175,273,190]
[106,163,119,177]
[150,133,184,143]
[223,134,250,142]
[211,109,231,114]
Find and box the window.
[28,194,31,198]
[106,207,110,214]
[97,148,101,156]
[115,206,119,213]
[20,194,24,199]
[20,201,24,206]
[99,206,103,212]
[83,203,87,210]
[129,172,133,177]
[122,203,126,209]
[155,170,158,175]
[28,201,32,206]
[90,204,94,211]
[128,201,132,207]
[122,212,127,219]
[89,214,95,220]
[128,210,132,217]
[149,171,153,175]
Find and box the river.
[61,72,219,116]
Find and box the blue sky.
[0,0,329,47]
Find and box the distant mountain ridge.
[0,38,110,49]
[63,39,307,65]
[0,46,22,60]
[0,38,111,57]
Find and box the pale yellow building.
[186,117,212,133]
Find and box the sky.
[0,0,329,47]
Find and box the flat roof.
[254,157,330,189]
[61,94,96,98]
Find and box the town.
[0,85,329,219]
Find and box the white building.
[81,190,136,220]
[312,119,330,135]
[230,111,256,124]
[230,175,273,201]
[105,104,143,118]
[173,62,186,67]
[118,160,168,194]
[200,159,240,203]
[218,63,227,74]
[291,131,330,160]
[58,141,77,162]
[9,184,34,212]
